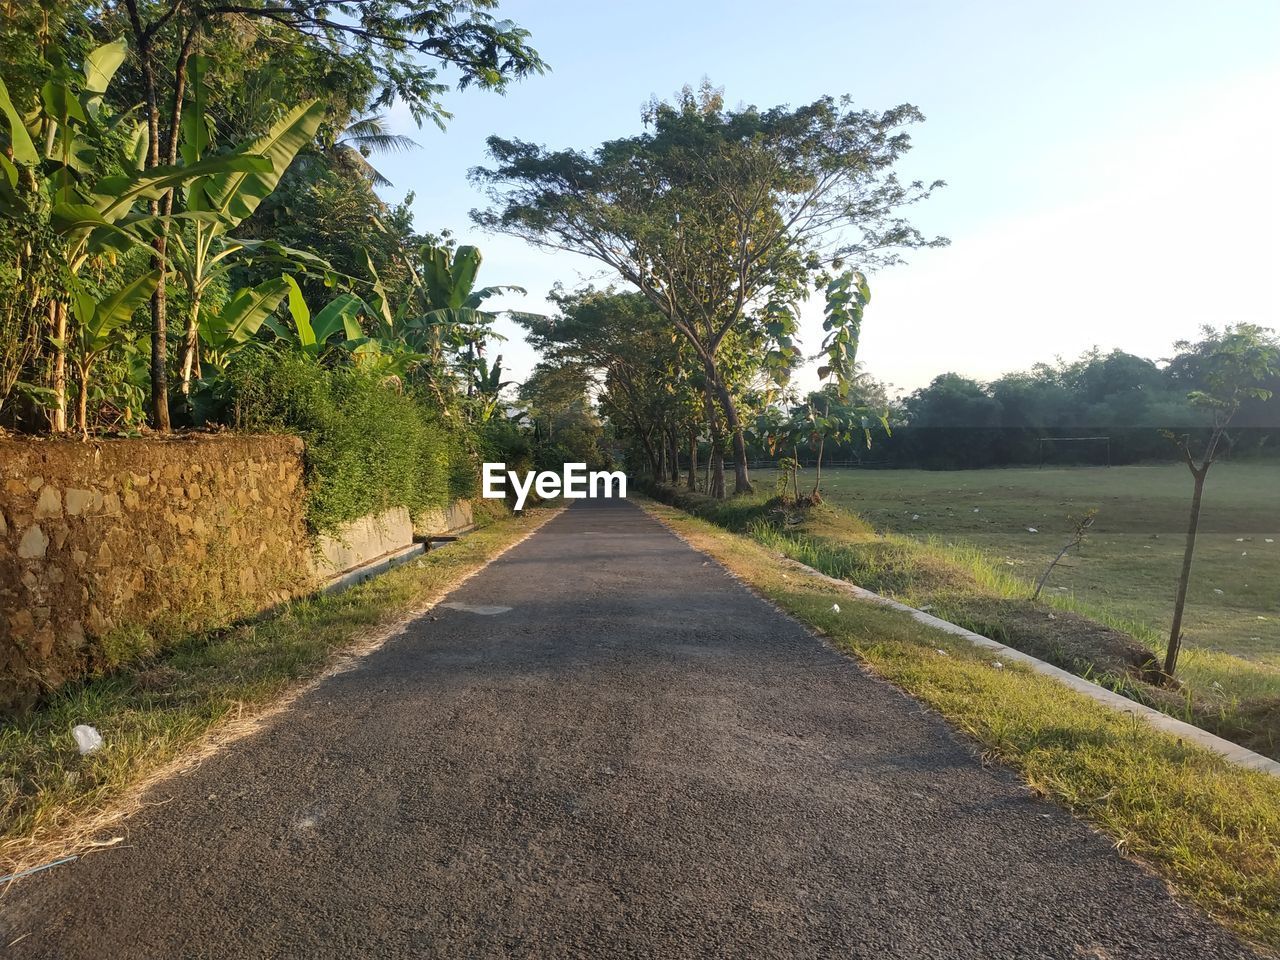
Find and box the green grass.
[0,502,554,875]
[640,498,1280,950]
[771,463,1279,663]
[764,464,1279,749]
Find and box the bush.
[223,350,475,533]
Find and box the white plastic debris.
[973,508,980,513]
[911,514,920,521]
[72,724,103,756]
[1266,539,1274,544]
[1213,588,1224,595]
[1047,613,1057,620]
[935,648,949,656]
[1027,527,1038,533]
[992,661,1005,670]
[831,603,841,613]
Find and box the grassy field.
[758,463,1279,664]
[640,499,1280,950]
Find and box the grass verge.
[639,496,1280,950]
[0,503,560,878]
[649,484,1278,761]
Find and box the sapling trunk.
[1164,466,1208,679]
[50,300,67,432]
[812,435,825,498]
[75,361,90,439]
[180,290,203,395]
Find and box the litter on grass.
[72,724,102,755]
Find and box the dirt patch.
[949,596,1163,682]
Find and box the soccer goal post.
[1037,436,1112,467]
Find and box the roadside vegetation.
[640,498,1280,950]
[0,3,546,533]
[0,501,552,878]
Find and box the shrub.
[223,350,475,533]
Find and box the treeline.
[752,343,1280,470]
[483,76,1277,492]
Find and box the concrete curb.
[319,542,426,594]
[773,553,1280,779]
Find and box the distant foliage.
[224,351,474,533]
[747,344,1280,469]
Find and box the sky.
[371,0,1280,398]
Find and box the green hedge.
[224,351,476,534]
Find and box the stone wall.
[0,435,312,713]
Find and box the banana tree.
[169,62,327,394]
[0,40,267,430]
[63,272,160,437]
[405,243,522,375]
[261,276,365,360]
[467,354,513,422]
[199,277,292,374]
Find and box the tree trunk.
[710,447,726,499]
[134,29,171,431]
[707,370,752,494]
[687,430,698,490]
[180,288,202,395]
[812,435,825,497]
[792,445,801,503]
[149,235,171,430]
[1164,465,1208,679]
[76,362,89,439]
[702,387,728,498]
[637,425,659,479]
[658,432,667,482]
[668,428,680,485]
[49,300,67,432]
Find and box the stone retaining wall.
[0,435,312,713]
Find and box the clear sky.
[371,0,1280,397]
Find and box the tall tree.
[473,83,944,494]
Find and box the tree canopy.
[473,83,945,493]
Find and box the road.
[0,499,1253,958]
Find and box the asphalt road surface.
[0,499,1254,958]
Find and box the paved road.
[0,500,1253,958]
